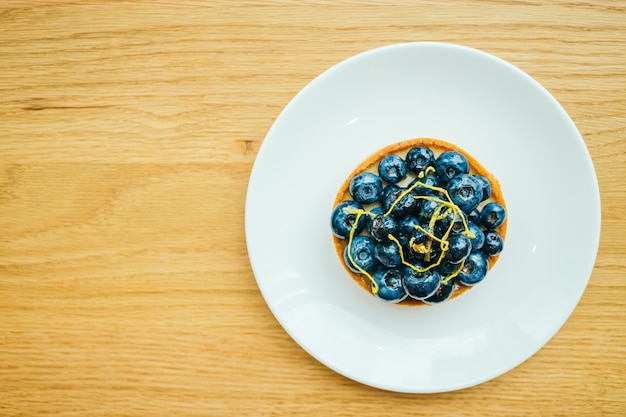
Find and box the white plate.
[245,42,601,393]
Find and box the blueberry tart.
[331,138,508,306]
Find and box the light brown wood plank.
[1,1,625,416]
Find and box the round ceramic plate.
[245,42,600,393]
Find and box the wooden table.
[1,1,625,415]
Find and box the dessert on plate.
[331,138,507,306]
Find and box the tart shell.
[332,138,508,306]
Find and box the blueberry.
[364,206,384,234]
[409,171,442,196]
[473,175,492,202]
[480,202,507,229]
[482,230,504,256]
[402,267,442,300]
[369,214,397,241]
[408,228,442,263]
[378,155,407,184]
[349,172,383,204]
[457,252,489,286]
[396,215,420,247]
[394,189,420,217]
[403,249,428,268]
[381,185,401,210]
[435,209,466,238]
[468,208,481,224]
[343,235,378,273]
[444,233,472,264]
[407,227,429,256]
[465,221,485,251]
[371,267,408,303]
[446,174,483,213]
[437,261,463,276]
[331,200,366,239]
[381,185,419,219]
[375,240,403,268]
[423,279,456,304]
[405,146,435,173]
[435,151,469,184]
[416,198,444,222]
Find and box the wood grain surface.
[1,1,625,416]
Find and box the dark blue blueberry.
[369,214,397,241]
[378,155,407,184]
[401,241,425,265]
[374,240,403,268]
[444,233,472,264]
[423,279,456,304]
[468,208,481,224]
[381,184,401,210]
[446,174,483,213]
[403,252,426,269]
[402,267,442,300]
[408,228,442,263]
[456,251,489,286]
[473,175,492,202]
[408,171,442,196]
[416,198,444,223]
[331,200,366,239]
[407,227,429,256]
[405,146,435,174]
[480,202,507,229]
[435,209,466,238]
[343,235,378,273]
[381,185,419,219]
[371,267,408,303]
[396,215,420,247]
[364,206,384,234]
[434,151,470,184]
[437,261,463,276]
[482,230,504,256]
[465,221,485,251]
[349,172,383,204]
